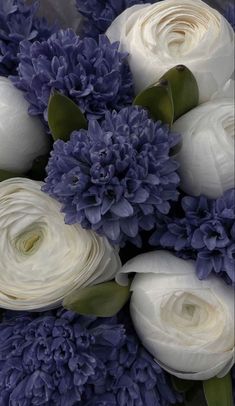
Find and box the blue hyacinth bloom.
[0,0,54,76]
[150,189,235,284]
[0,308,180,406]
[43,106,180,246]
[12,29,134,122]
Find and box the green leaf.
[172,376,195,393]
[63,280,131,317]
[133,65,199,125]
[48,93,87,142]
[203,373,233,406]
[161,65,199,121]
[0,169,20,181]
[185,383,207,406]
[133,79,174,125]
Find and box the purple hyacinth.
[43,106,180,246]
[0,0,55,76]
[181,195,214,226]
[11,29,134,122]
[0,308,180,406]
[150,189,235,284]
[76,0,157,38]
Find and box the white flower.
[118,251,235,380]
[0,78,49,173]
[0,178,121,311]
[35,0,83,32]
[106,0,234,102]
[172,82,234,198]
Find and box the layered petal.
[0,178,121,310]
[106,0,234,102]
[172,95,234,198]
[118,251,235,380]
[0,78,49,173]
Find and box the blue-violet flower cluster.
[0,0,54,76]
[43,106,180,246]
[12,29,134,121]
[76,0,157,38]
[150,189,235,284]
[0,308,180,406]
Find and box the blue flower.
[76,0,157,38]
[43,106,180,246]
[182,195,213,226]
[215,188,235,221]
[157,219,193,251]
[0,308,180,406]
[0,0,55,76]
[196,248,225,279]
[12,29,134,122]
[191,221,230,251]
[150,190,235,284]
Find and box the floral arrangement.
[0,1,234,406]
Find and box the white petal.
[118,251,235,379]
[0,178,121,310]
[106,0,234,102]
[172,98,234,198]
[0,78,49,173]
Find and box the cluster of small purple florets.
[43,106,180,246]
[150,189,235,284]
[12,29,134,121]
[0,308,180,406]
[0,0,54,76]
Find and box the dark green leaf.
[0,169,20,181]
[133,79,174,125]
[203,373,233,406]
[48,93,87,142]
[63,280,131,317]
[161,65,199,121]
[172,376,195,393]
[185,383,207,406]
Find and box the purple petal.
[110,198,134,218]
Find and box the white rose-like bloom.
[118,251,234,380]
[0,178,121,311]
[0,78,49,173]
[106,0,234,102]
[172,83,234,198]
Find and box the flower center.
[182,303,196,319]
[148,3,220,58]
[161,291,217,332]
[15,229,43,256]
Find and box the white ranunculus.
[0,178,121,311]
[172,83,234,198]
[118,251,235,380]
[0,78,49,174]
[106,0,234,102]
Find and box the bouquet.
[0,0,234,405]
